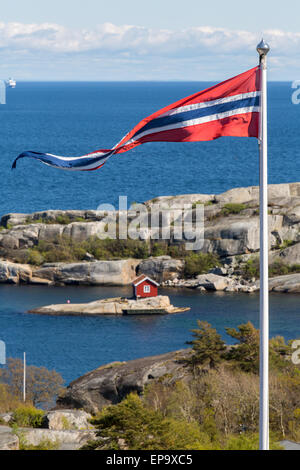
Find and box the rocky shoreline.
[1,182,300,293]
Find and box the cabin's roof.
[132,274,160,287]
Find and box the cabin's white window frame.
[143,285,151,293]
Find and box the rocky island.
[28,295,190,316]
[1,182,300,292]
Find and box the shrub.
[26,249,45,266]
[54,215,72,225]
[241,257,260,279]
[151,243,169,257]
[12,405,44,428]
[269,260,300,277]
[278,239,295,250]
[184,253,220,278]
[84,237,149,260]
[167,245,188,258]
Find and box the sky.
[0,0,300,80]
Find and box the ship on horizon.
[6,78,16,88]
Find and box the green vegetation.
[12,405,44,428]
[277,239,295,250]
[0,223,12,231]
[24,236,150,265]
[81,319,300,450]
[84,392,217,450]
[186,320,226,369]
[221,203,247,216]
[269,260,300,277]
[61,415,72,430]
[25,215,87,225]
[192,200,215,209]
[187,321,293,375]
[85,383,284,450]
[224,434,282,450]
[241,257,260,279]
[183,253,220,278]
[225,322,260,373]
[241,257,300,279]
[21,234,222,275]
[2,320,300,450]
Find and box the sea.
[0,81,299,383]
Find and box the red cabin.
[132,275,159,299]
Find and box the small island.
[28,275,190,316]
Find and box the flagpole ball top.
[257,39,270,56]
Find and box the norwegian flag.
[12,66,261,172]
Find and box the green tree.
[226,323,293,373]
[225,322,260,373]
[184,253,220,278]
[86,393,208,450]
[186,320,226,369]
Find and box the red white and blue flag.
[12,66,261,171]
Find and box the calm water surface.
[0,285,299,384]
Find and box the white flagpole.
[257,39,270,451]
[23,352,26,403]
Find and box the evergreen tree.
[86,393,208,450]
[225,322,260,373]
[186,320,226,369]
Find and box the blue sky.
[1,0,300,80]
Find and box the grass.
[220,203,247,216]
[25,215,87,225]
[192,200,215,209]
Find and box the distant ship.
[6,78,16,88]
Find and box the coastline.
[1,182,300,293]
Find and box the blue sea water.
[0,285,300,384]
[0,81,299,215]
[0,81,300,384]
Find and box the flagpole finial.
[257,39,270,57]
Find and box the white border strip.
[160,91,261,118]
[127,106,260,144]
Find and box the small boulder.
[196,273,231,291]
[45,409,93,431]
